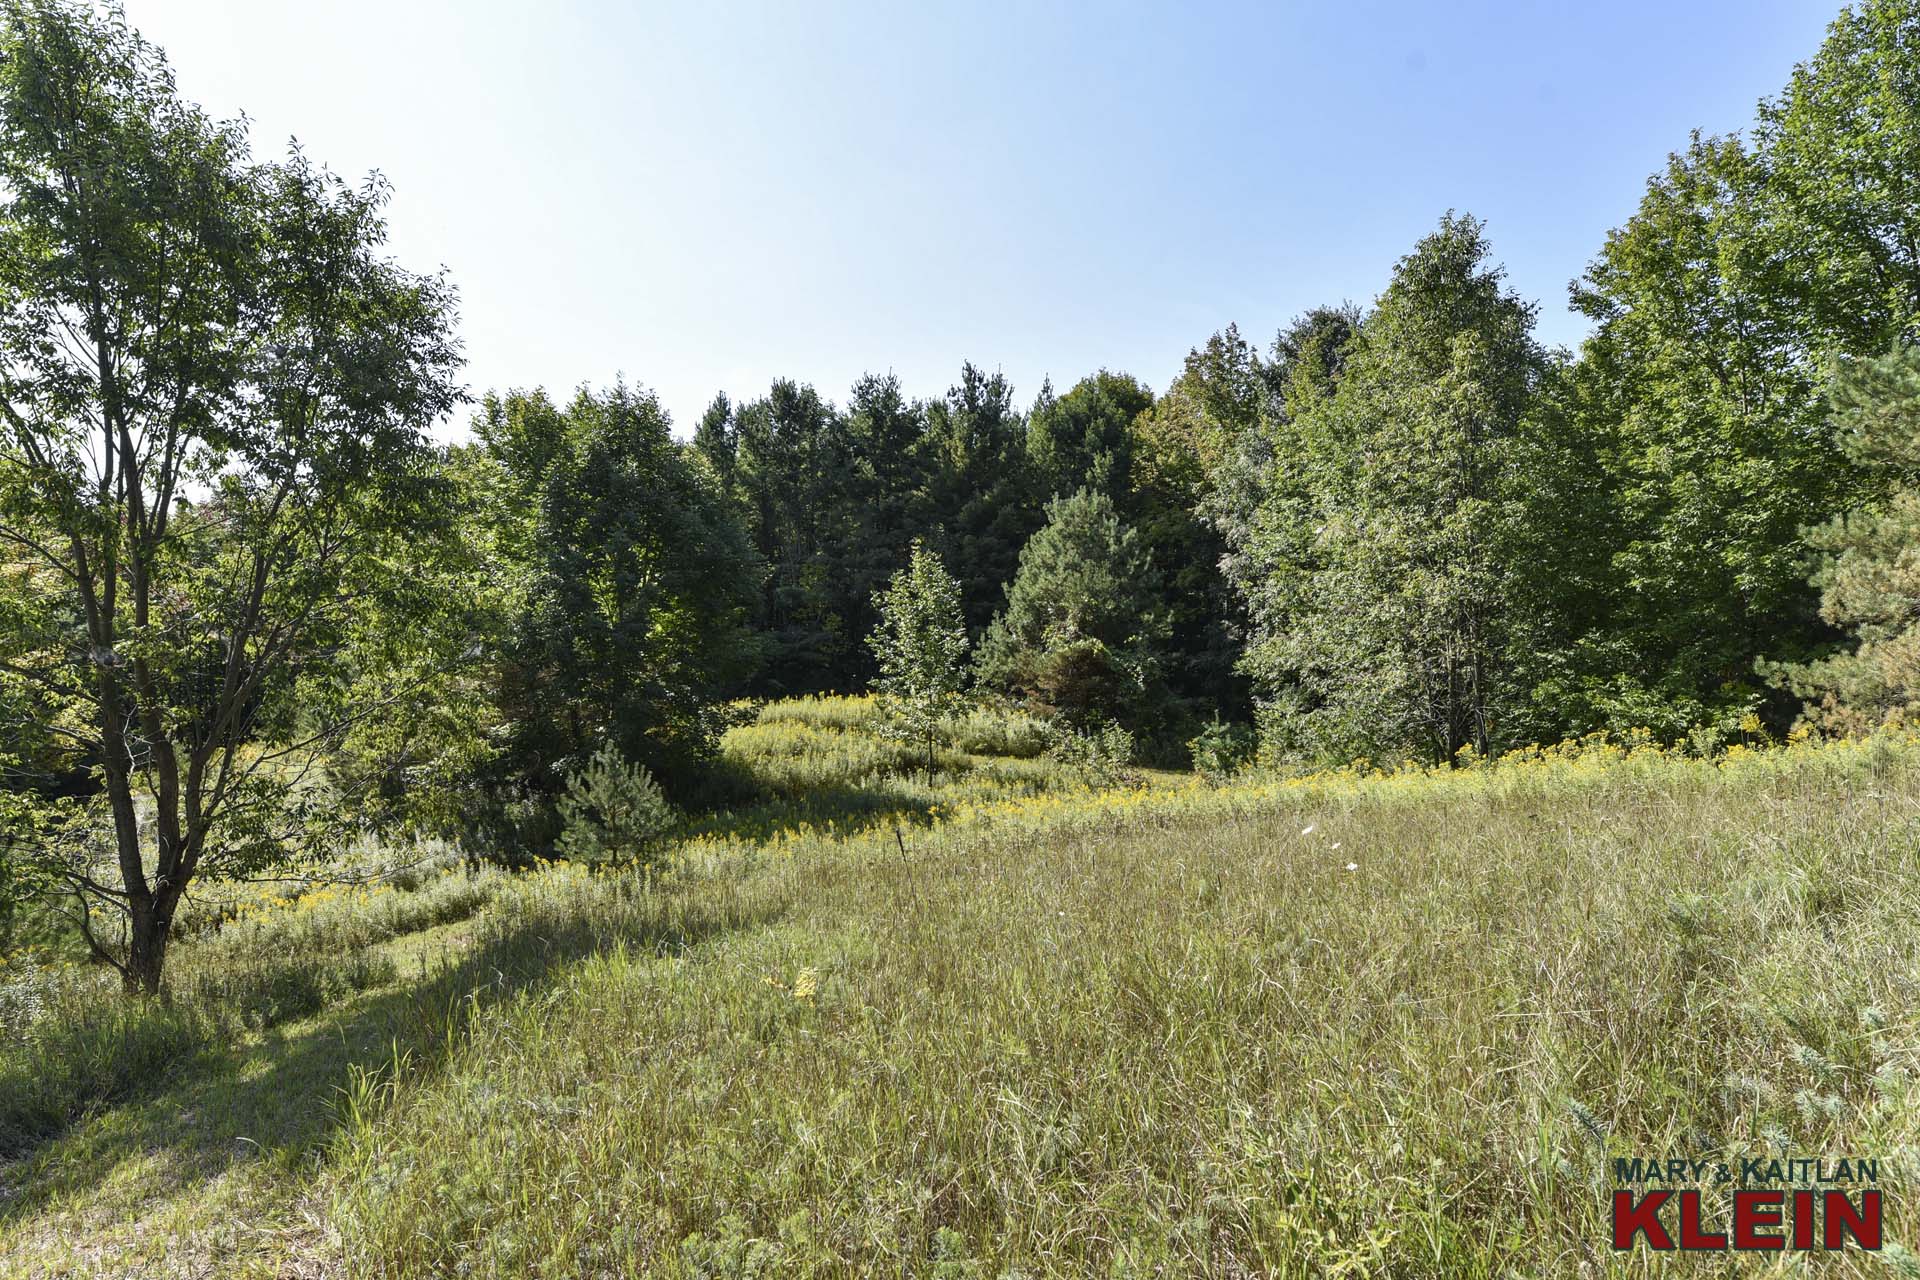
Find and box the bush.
[942,704,1055,759]
[1189,716,1257,782]
[1047,720,1137,788]
[556,747,676,868]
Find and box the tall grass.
[10,707,1920,1276]
[0,976,211,1154]
[686,697,1089,844]
[325,729,1920,1277]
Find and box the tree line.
[5,0,1920,989]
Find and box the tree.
[691,392,739,495]
[733,379,855,693]
[554,746,676,869]
[1562,0,1920,732]
[1202,308,1362,677]
[867,541,969,784]
[312,442,508,843]
[0,2,461,992]
[1754,0,1920,359]
[1238,215,1544,764]
[975,488,1169,734]
[1764,346,1920,734]
[1132,327,1268,718]
[1026,370,1154,508]
[922,363,1039,634]
[478,385,762,841]
[835,373,930,679]
[1566,135,1843,732]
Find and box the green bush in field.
[1188,715,1257,782]
[1046,719,1136,787]
[868,543,971,783]
[556,747,676,868]
[941,704,1055,759]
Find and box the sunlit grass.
[6,704,1920,1275]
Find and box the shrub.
[1047,720,1136,787]
[1189,716,1257,782]
[556,747,676,868]
[868,542,971,783]
[942,704,1055,759]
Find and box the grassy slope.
[6,703,1920,1276]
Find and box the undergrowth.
[4,701,1920,1276]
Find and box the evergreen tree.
[1026,370,1155,508]
[975,488,1170,734]
[1765,346,1920,734]
[1131,330,1265,717]
[692,392,739,495]
[838,373,930,677]
[733,380,854,692]
[479,385,762,841]
[1203,309,1363,651]
[923,363,1041,634]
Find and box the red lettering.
[1677,1190,1726,1249]
[1613,1190,1673,1249]
[1732,1190,1784,1249]
[1824,1190,1882,1250]
[1792,1190,1815,1249]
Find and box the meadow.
[4,699,1920,1277]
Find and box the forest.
[6,0,1920,994]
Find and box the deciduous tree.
[868,541,969,783]
[0,1,461,991]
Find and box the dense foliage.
[1231,216,1548,762]
[0,0,460,990]
[10,0,1920,994]
[975,488,1170,738]
[867,541,970,783]
[1763,347,1920,732]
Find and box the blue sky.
[123,0,1843,434]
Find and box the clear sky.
[122,0,1843,435]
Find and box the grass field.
[4,701,1920,1276]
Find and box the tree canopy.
[12,0,1920,995]
[0,0,461,990]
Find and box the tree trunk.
[125,895,172,995]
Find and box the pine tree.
[922,363,1040,633]
[1026,370,1154,508]
[975,488,1169,733]
[1764,346,1920,734]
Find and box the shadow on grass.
[0,883,786,1227]
[682,779,945,845]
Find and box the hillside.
[4,701,1918,1276]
